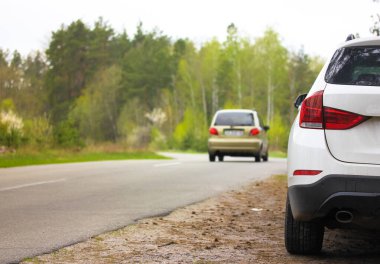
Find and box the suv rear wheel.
[285,195,324,254]
[218,154,224,162]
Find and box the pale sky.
[1,0,378,59]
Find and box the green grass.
[22,257,40,264]
[269,150,287,158]
[0,147,285,168]
[0,150,169,168]
[163,149,207,154]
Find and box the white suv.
[285,36,380,254]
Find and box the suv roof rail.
[346,34,356,41]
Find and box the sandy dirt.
[23,175,380,264]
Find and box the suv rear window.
[325,47,380,86]
[214,112,254,126]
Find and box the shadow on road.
[294,229,380,263]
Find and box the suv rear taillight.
[299,90,324,129]
[324,107,369,130]
[299,90,370,130]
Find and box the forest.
[0,19,324,153]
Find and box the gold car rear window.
[214,112,254,126]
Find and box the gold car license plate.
[224,130,244,136]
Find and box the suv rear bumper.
[288,175,380,225]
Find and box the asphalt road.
[0,153,286,264]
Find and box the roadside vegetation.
[0,19,322,160]
[269,151,287,158]
[0,145,168,168]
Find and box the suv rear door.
[324,46,380,165]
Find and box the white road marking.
[0,178,66,192]
[153,162,181,167]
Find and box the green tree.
[46,19,116,123]
[110,31,131,64]
[253,28,288,125]
[217,23,243,108]
[0,50,17,100]
[117,97,147,147]
[16,51,47,117]
[0,21,327,152]
[198,39,221,120]
[70,65,123,142]
[121,26,174,109]
[172,108,208,151]
[10,50,22,69]
[23,115,53,148]
[45,20,92,122]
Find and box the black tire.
[254,155,261,162]
[285,194,324,254]
[209,153,216,162]
[218,155,224,162]
[262,152,268,162]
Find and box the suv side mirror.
[294,93,307,108]
[263,125,270,131]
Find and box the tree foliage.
[70,65,123,142]
[0,20,324,151]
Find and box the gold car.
[208,109,269,162]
